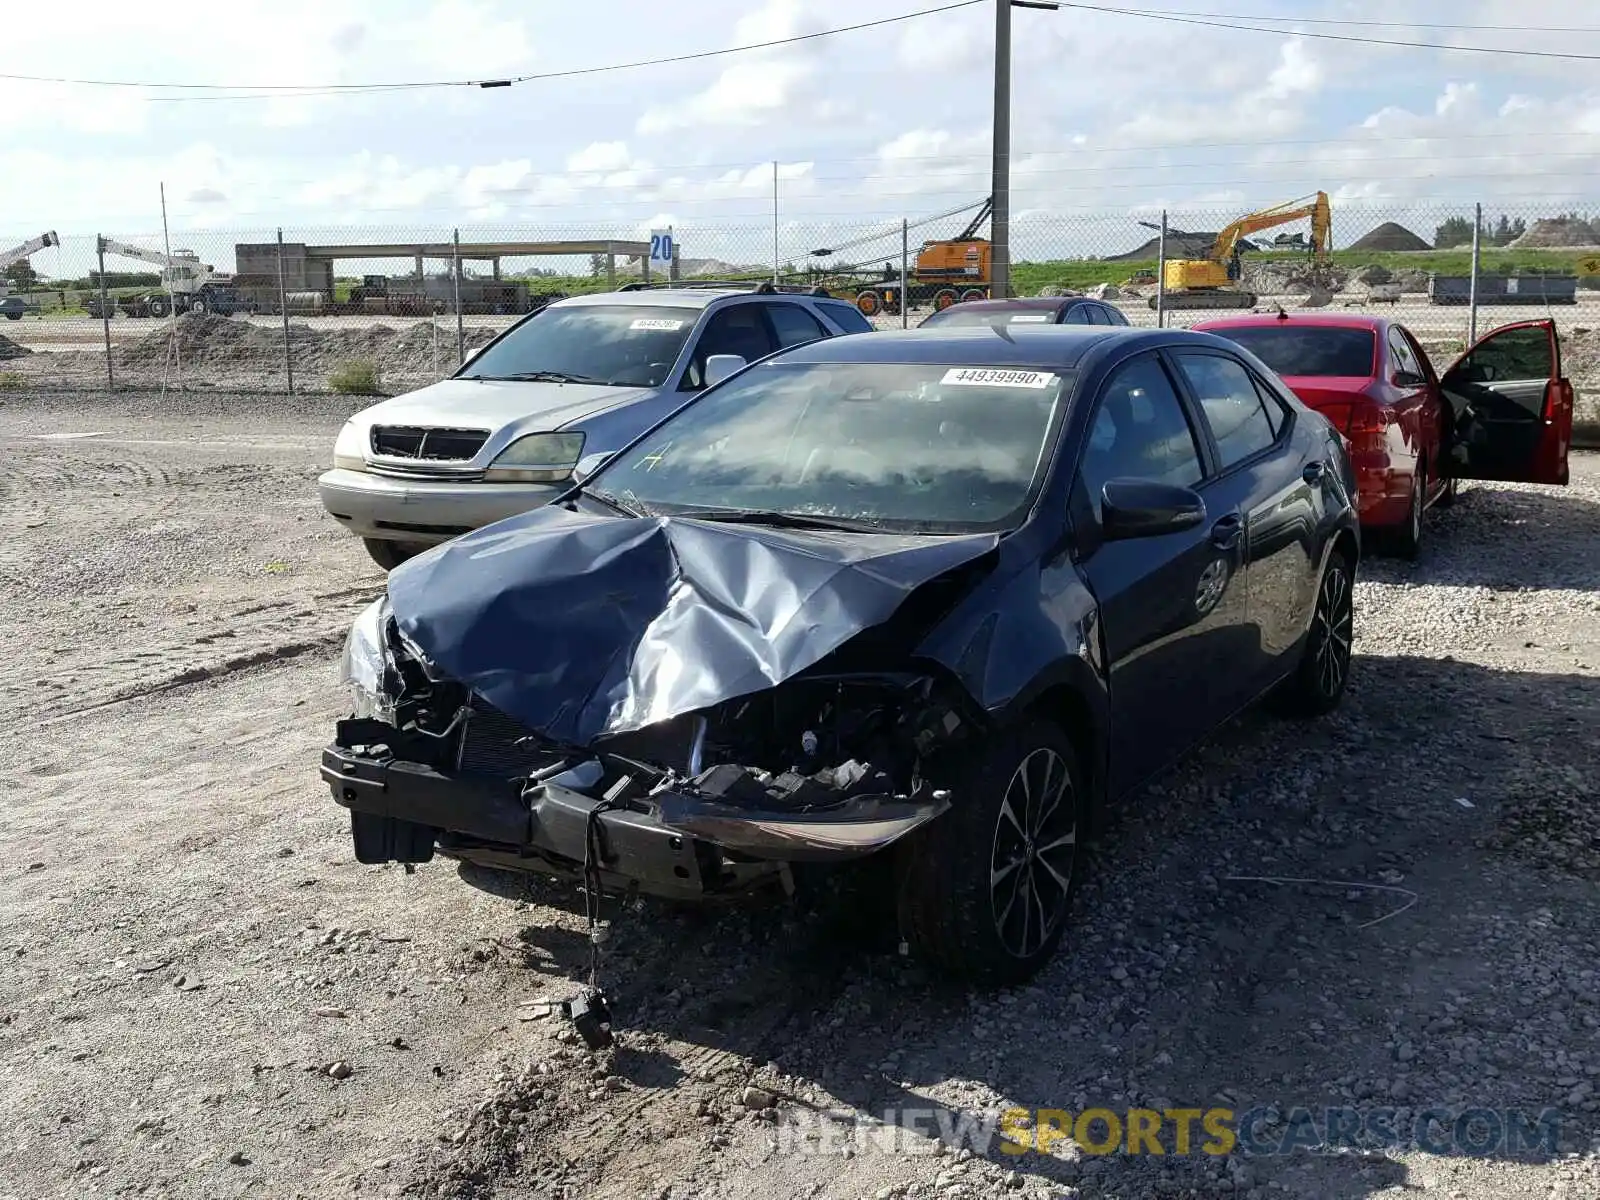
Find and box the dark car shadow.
[1360,477,1600,593]
[466,653,1600,1198]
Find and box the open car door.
[1440,319,1572,485]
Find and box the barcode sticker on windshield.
[940,367,1056,389]
[630,318,684,331]
[1007,314,1050,323]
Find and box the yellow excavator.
[1147,191,1332,310]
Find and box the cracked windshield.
[590,361,1071,532]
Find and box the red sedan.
[1193,313,1574,557]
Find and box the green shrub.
[328,359,383,395]
[0,372,25,390]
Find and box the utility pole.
[992,0,1058,300]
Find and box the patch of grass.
[328,360,384,396]
[0,372,25,390]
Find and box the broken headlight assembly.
[340,596,395,723]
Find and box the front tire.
[1271,549,1354,718]
[897,721,1085,985]
[362,537,427,571]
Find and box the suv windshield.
[461,304,696,388]
[588,362,1071,533]
[1212,326,1376,377]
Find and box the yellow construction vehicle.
[1149,192,1333,310]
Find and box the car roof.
[932,297,1083,315]
[1193,312,1391,332]
[552,288,767,310]
[772,326,1182,369]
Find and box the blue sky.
[4,0,1598,271]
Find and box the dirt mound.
[0,334,32,360]
[114,314,500,380]
[1348,222,1431,252]
[1509,217,1600,249]
[1242,261,1350,294]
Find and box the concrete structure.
[232,238,669,313]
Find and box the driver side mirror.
[572,451,612,484]
[1100,479,1206,540]
[704,354,746,387]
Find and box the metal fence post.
[453,229,464,365]
[1468,202,1482,345]
[276,229,294,395]
[1155,210,1168,329]
[772,161,780,284]
[96,236,114,391]
[901,218,910,330]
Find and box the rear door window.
[766,303,830,349]
[1173,351,1280,469]
[1388,327,1423,380]
[817,299,874,333]
[1061,304,1093,325]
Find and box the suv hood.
[350,377,650,436]
[386,504,999,746]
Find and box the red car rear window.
[1209,326,1376,378]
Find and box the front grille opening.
[371,426,490,462]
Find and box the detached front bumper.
[317,468,565,544]
[321,734,948,900]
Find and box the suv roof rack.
[615,279,832,296]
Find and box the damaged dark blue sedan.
[323,325,1361,983]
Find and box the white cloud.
[636,58,813,134]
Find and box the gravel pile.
[0,333,31,360]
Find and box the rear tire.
[1435,475,1459,509]
[960,288,986,303]
[933,288,958,311]
[362,538,427,571]
[897,721,1085,985]
[1270,549,1354,718]
[855,289,881,317]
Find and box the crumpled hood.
[386,504,999,746]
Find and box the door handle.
[1210,514,1243,551]
[1302,461,1326,484]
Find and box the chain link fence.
[1,201,1595,401]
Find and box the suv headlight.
[333,420,367,472]
[340,596,394,721]
[484,432,585,483]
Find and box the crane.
[1147,192,1333,310]
[0,231,59,278]
[94,237,246,318]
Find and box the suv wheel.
[897,721,1085,984]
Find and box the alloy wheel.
[1312,560,1354,699]
[989,747,1077,959]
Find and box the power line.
[1068,6,1600,34]
[1057,2,1600,61]
[0,1,982,98]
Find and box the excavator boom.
[1152,192,1333,311]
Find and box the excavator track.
[1149,290,1258,311]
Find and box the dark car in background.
[918,295,1130,330]
[1194,313,1573,557]
[323,325,1361,983]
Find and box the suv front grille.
[370,425,490,462]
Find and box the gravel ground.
[2,392,1599,1200]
